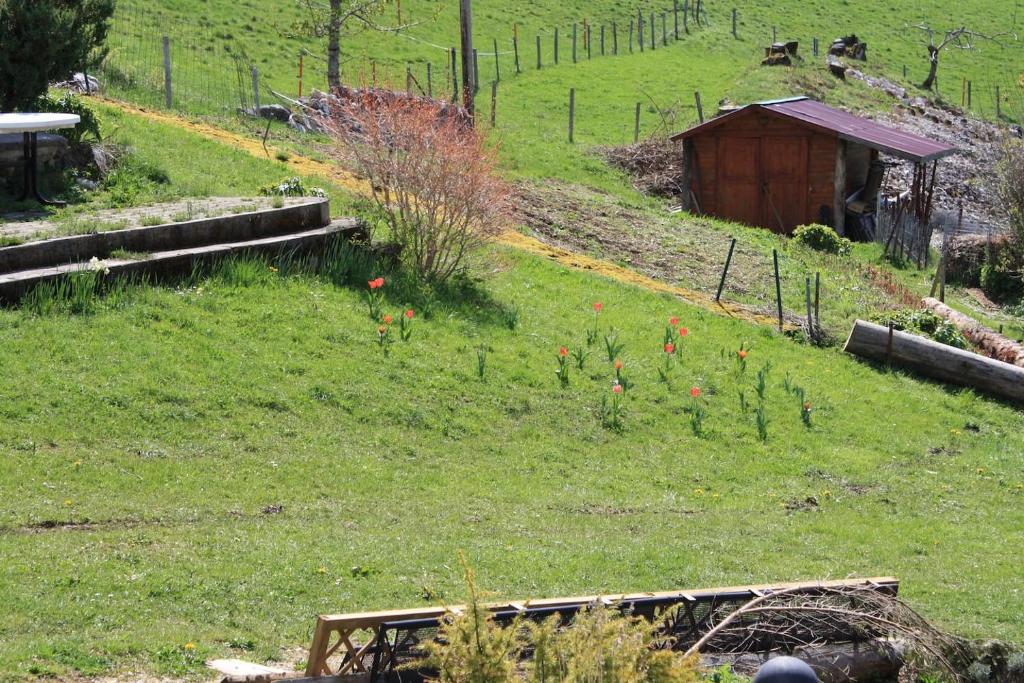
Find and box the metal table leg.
[18,132,66,206]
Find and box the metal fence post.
[162,36,173,108]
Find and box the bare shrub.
[326,94,509,283]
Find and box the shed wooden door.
[761,136,808,233]
[716,136,760,226]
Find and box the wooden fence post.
[427,62,432,97]
[251,66,260,112]
[629,19,634,53]
[716,238,737,302]
[451,47,459,100]
[493,38,500,82]
[772,26,777,43]
[490,80,498,127]
[406,63,412,94]
[587,22,592,59]
[634,102,641,143]
[814,272,821,330]
[572,23,577,63]
[662,13,667,46]
[732,9,737,38]
[650,13,656,49]
[554,27,559,64]
[805,277,813,334]
[162,36,173,108]
[514,36,521,74]
[568,88,575,143]
[996,85,1001,118]
[967,80,972,109]
[472,48,480,94]
[773,249,783,332]
[298,52,304,97]
[813,37,819,56]
[601,24,605,55]
[536,35,542,69]
[637,11,643,52]
[674,0,680,39]
[694,91,704,122]
[613,22,618,54]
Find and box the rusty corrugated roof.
[671,97,957,163]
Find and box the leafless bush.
[325,93,509,283]
[997,140,1024,244]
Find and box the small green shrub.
[258,176,326,198]
[871,309,968,349]
[419,558,701,683]
[792,223,852,256]
[979,239,1023,303]
[34,91,101,145]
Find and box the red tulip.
[382,314,393,325]
[738,350,747,359]
[612,384,623,394]
[405,309,415,318]
[559,346,568,357]
[670,316,679,326]
[690,387,701,398]
[679,327,688,337]
[593,302,603,313]
[664,343,675,354]
[614,359,623,370]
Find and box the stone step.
[0,219,362,302]
[0,197,330,274]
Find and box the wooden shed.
[670,97,956,235]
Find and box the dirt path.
[103,100,789,329]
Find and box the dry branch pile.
[599,138,683,198]
[682,585,971,681]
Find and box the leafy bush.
[0,0,115,111]
[258,176,327,198]
[792,223,852,256]
[328,96,509,283]
[979,237,1023,303]
[34,91,101,145]
[871,309,968,349]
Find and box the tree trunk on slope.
[327,0,342,89]
[922,45,939,90]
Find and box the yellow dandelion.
[693,488,704,496]
[823,490,832,498]
[63,499,73,507]
[73,460,82,467]
[183,642,195,651]
[976,468,985,474]
[269,266,279,273]
[317,566,327,574]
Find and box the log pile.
[922,297,1024,367]
[761,41,800,66]
[829,35,867,61]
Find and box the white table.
[0,113,81,206]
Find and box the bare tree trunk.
[922,45,939,90]
[327,0,342,89]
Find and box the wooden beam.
[844,320,1024,402]
[833,138,847,235]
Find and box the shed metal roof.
[670,97,957,163]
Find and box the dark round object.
[752,656,819,683]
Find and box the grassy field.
[2,235,1024,679]
[0,98,1022,680]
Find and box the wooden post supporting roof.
[833,139,847,235]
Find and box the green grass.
[1,243,1023,680]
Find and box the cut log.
[921,297,1024,368]
[844,320,1024,402]
[703,639,905,683]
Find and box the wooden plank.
[844,320,1024,402]
[315,577,899,626]
[833,138,847,235]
